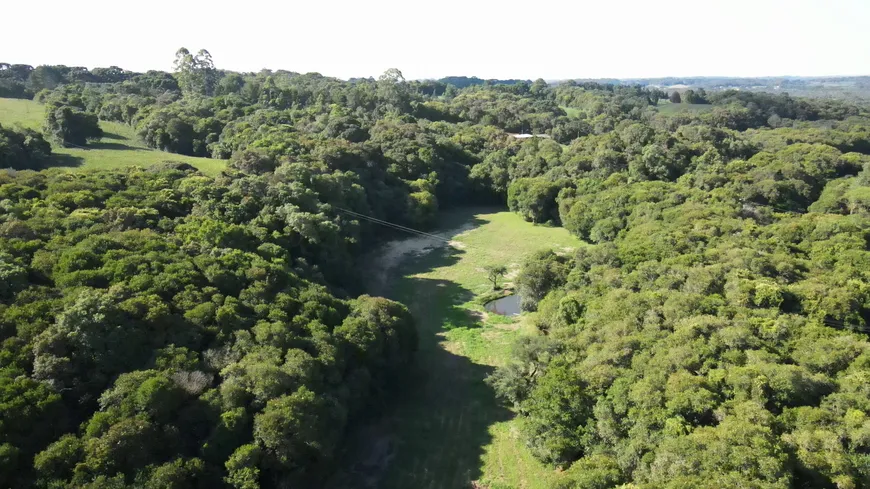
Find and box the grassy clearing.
[560,105,581,118]
[656,101,714,115]
[0,98,225,176]
[332,209,582,489]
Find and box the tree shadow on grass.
[329,209,513,489]
[330,279,511,489]
[88,141,137,151]
[42,153,84,169]
[100,131,128,141]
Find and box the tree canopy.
[2,49,870,489]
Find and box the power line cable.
[332,206,453,244]
[334,207,449,242]
[346,213,452,243]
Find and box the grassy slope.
[336,209,582,489]
[0,98,224,176]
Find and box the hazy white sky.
[4,0,869,80]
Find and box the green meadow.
[0,98,225,176]
[332,209,583,489]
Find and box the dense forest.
[1,50,870,488]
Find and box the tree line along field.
[0,97,224,175]
[1,52,870,489]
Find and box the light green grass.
[334,209,582,489]
[560,105,582,118]
[656,102,714,115]
[0,98,225,176]
[0,97,44,128]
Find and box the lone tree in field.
[485,265,508,290]
[669,91,682,103]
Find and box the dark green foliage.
[508,178,562,224]
[515,250,571,310]
[519,362,595,464]
[253,387,345,470]
[5,51,870,489]
[228,149,277,175]
[0,123,51,170]
[43,103,103,146]
[682,88,708,104]
[493,93,870,488]
[0,166,417,488]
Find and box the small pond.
[484,294,522,316]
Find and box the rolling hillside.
[0,98,225,176]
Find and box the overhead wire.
[332,206,453,244]
[333,206,450,242]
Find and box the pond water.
[484,294,522,316]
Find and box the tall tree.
[173,48,217,96]
[377,68,410,113]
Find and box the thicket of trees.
[487,86,870,488]
[0,165,418,488]
[0,123,52,170]
[2,50,870,488]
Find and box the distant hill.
[556,76,870,99]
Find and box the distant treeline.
[559,76,870,100]
[437,76,532,88]
[0,63,140,98]
[563,76,870,87]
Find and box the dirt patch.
[366,223,476,294]
[492,322,520,331]
[449,239,467,249]
[469,308,488,322]
[480,330,504,342]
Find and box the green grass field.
[656,101,714,115]
[0,98,225,176]
[331,209,582,489]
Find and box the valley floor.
[330,208,582,489]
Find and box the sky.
[4,0,870,80]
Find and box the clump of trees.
[43,103,103,146]
[0,123,51,169]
